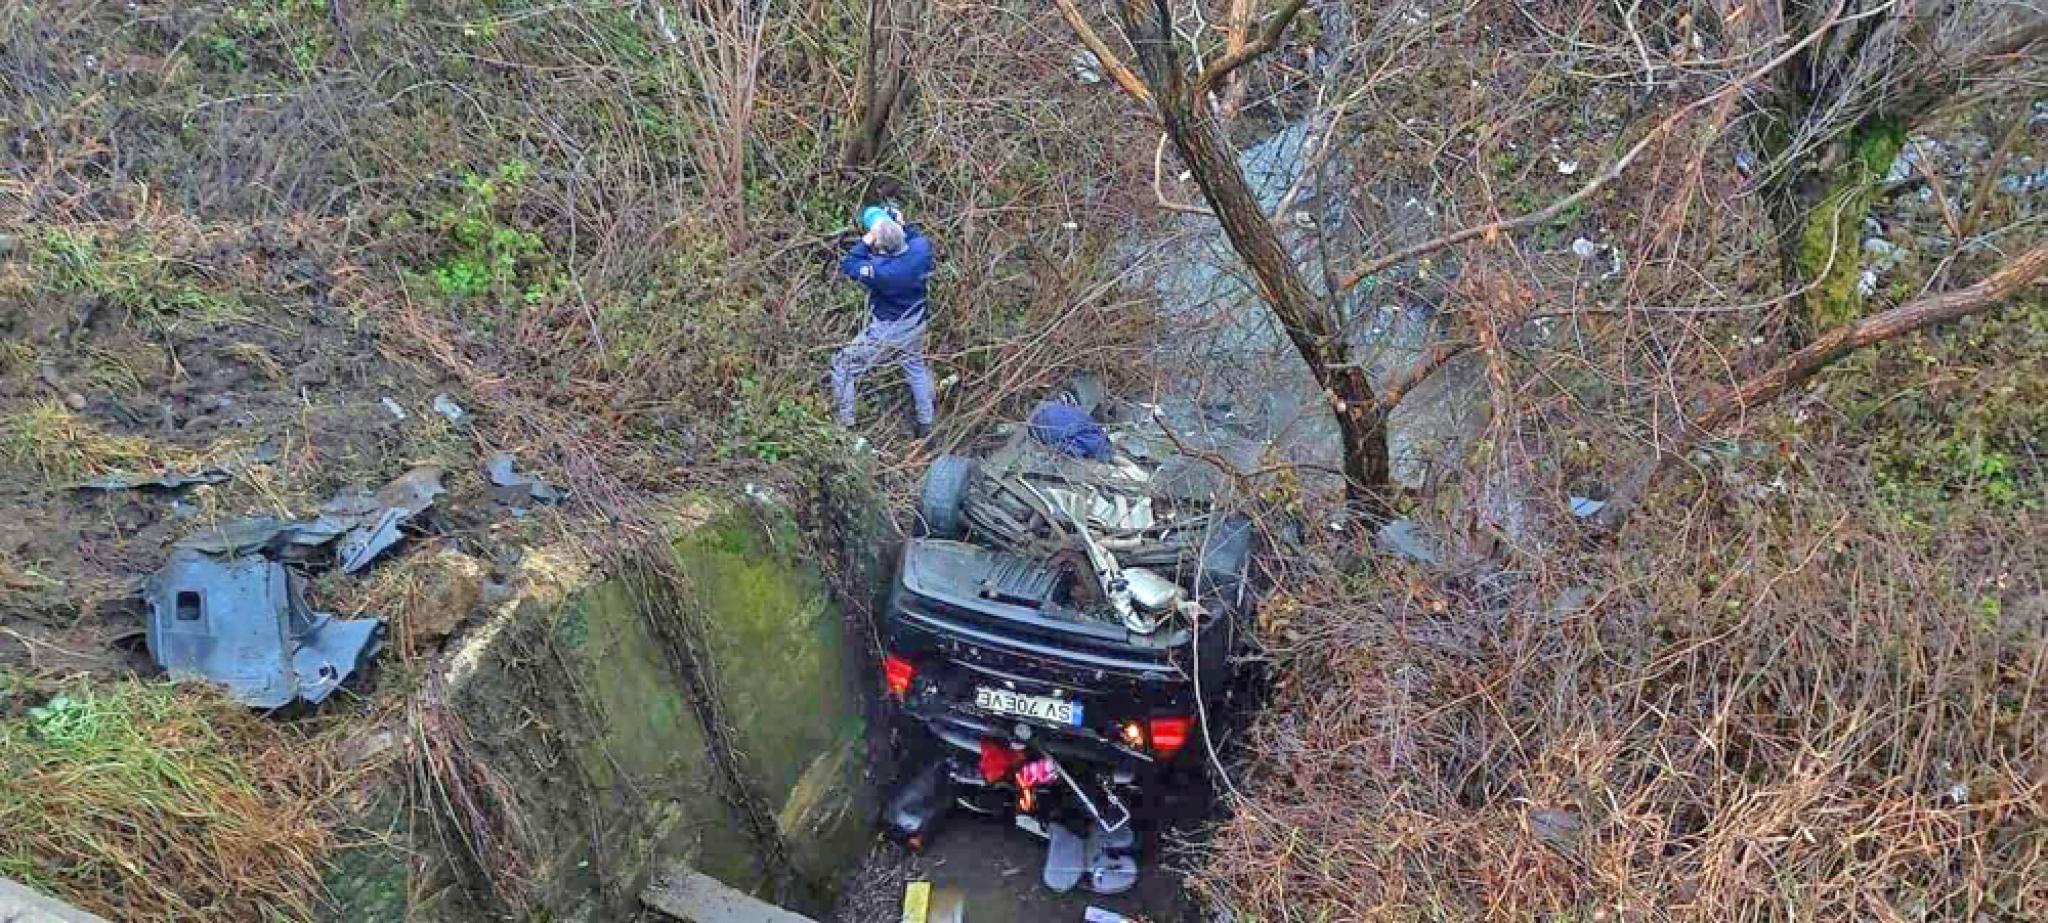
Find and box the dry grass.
[2,401,164,484]
[1195,474,2043,921]
[0,679,340,920]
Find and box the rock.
[62,392,86,411]
[334,724,402,767]
[1375,518,1441,565]
[431,393,467,424]
[408,548,487,642]
[1529,807,1582,847]
[0,233,19,257]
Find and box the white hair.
[870,216,906,253]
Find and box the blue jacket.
[841,225,933,323]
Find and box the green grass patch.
[37,231,250,328]
[0,680,335,920]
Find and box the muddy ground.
[831,817,1204,923]
[0,222,553,675]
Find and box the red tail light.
[883,655,916,699]
[1148,716,1192,758]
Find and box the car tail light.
[1148,716,1192,758]
[883,655,916,699]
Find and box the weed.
[0,680,335,920]
[37,232,248,328]
[203,34,247,71]
[425,161,554,303]
[724,375,832,463]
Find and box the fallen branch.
[1592,242,2048,530]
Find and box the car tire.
[1196,513,1253,600]
[916,454,977,539]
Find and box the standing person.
[834,205,937,437]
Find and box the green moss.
[669,506,872,889]
[1796,120,1905,331]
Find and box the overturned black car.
[879,381,1262,895]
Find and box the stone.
[63,392,86,411]
[408,548,487,642]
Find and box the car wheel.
[916,454,978,539]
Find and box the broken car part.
[484,452,565,507]
[175,467,444,573]
[144,549,383,707]
[77,445,280,492]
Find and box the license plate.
[974,687,1083,726]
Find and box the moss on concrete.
[326,497,874,920]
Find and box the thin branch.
[1193,0,1308,101]
[1374,340,1474,412]
[1052,0,1154,107]
[1154,133,1216,216]
[1335,0,1853,296]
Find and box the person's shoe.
[913,421,934,440]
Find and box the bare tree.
[844,0,924,173]
[1067,0,1393,516]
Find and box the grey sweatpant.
[831,313,935,426]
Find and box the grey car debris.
[143,467,444,706]
[145,550,382,708]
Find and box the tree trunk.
[1117,0,1390,516]
[844,0,915,171]
[1768,119,1904,343]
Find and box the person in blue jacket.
[834,205,937,437]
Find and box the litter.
[144,549,382,707]
[380,396,409,420]
[431,393,467,424]
[1568,496,1606,519]
[484,452,565,507]
[77,446,279,492]
[1028,401,1112,460]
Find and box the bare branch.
[1193,0,1308,101]
[1217,0,1258,119]
[1052,0,1153,107]
[1374,340,1473,412]
[1154,133,1215,216]
[1593,242,2048,531]
[1336,0,1853,296]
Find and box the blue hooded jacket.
[841,225,933,323]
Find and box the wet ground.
[833,813,1200,923]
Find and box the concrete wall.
[323,494,876,921]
